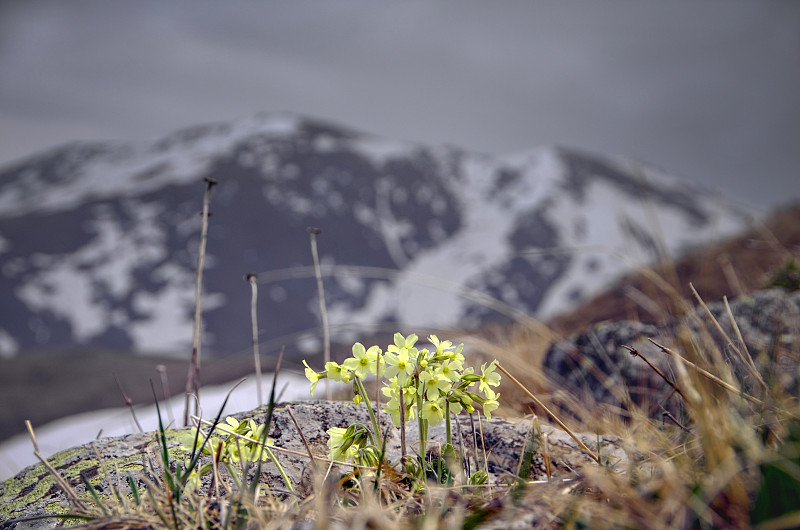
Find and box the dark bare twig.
[623,345,687,403]
[184,177,217,426]
[286,406,316,465]
[648,338,764,405]
[113,371,143,433]
[246,273,263,405]
[155,364,174,427]
[659,403,691,433]
[308,227,331,400]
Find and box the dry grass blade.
[246,273,264,405]
[286,405,316,466]
[308,227,332,400]
[184,176,217,426]
[113,371,143,433]
[647,338,764,405]
[723,294,766,390]
[622,345,687,402]
[495,362,600,464]
[25,420,89,512]
[690,283,766,390]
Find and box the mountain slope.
[0,113,752,359]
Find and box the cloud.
[0,0,798,210]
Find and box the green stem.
[445,400,451,446]
[417,379,426,462]
[399,386,407,459]
[354,375,382,446]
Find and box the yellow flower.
[343,342,383,379]
[303,360,323,396]
[325,361,351,383]
[478,361,501,396]
[384,348,414,384]
[421,399,446,425]
[482,394,500,421]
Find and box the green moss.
[0,471,57,521]
[767,258,800,291]
[0,441,154,523]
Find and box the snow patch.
[0,330,19,358]
[0,372,310,481]
[0,114,302,217]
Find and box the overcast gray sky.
[0,1,798,212]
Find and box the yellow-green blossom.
[421,399,446,425]
[328,426,358,462]
[419,370,451,398]
[478,360,501,395]
[325,361,351,383]
[482,394,500,421]
[435,358,462,382]
[343,342,383,379]
[303,360,324,396]
[384,347,415,384]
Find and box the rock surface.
[1,401,626,528]
[543,288,800,413]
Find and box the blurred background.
[1,1,799,479]
[1,1,798,210]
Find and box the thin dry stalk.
[375,351,381,445]
[184,177,217,426]
[286,406,316,466]
[246,273,264,405]
[495,362,600,464]
[723,295,766,390]
[26,420,89,512]
[308,227,331,400]
[155,364,175,426]
[717,253,745,296]
[113,371,143,433]
[689,283,764,391]
[623,346,687,403]
[647,338,763,405]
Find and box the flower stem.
[416,379,426,461]
[399,386,407,459]
[445,400,451,446]
[354,376,382,445]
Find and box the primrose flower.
[478,361,501,395]
[391,332,419,351]
[382,383,417,426]
[421,399,446,425]
[428,334,451,356]
[325,361,351,383]
[435,358,463,382]
[303,360,324,396]
[343,342,383,379]
[482,394,500,421]
[384,347,415,384]
[419,370,451,398]
[327,427,357,462]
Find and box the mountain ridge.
[0,112,753,359]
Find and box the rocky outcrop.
[1,401,626,528]
[543,288,800,413]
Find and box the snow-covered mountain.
[0,112,751,359]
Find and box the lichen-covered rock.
[1,401,626,528]
[543,288,800,411]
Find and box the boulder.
[543,288,800,413]
[1,401,626,528]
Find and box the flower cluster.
[178,415,283,491]
[303,333,501,465]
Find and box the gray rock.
[1,401,625,528]
[543,288,800,413]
